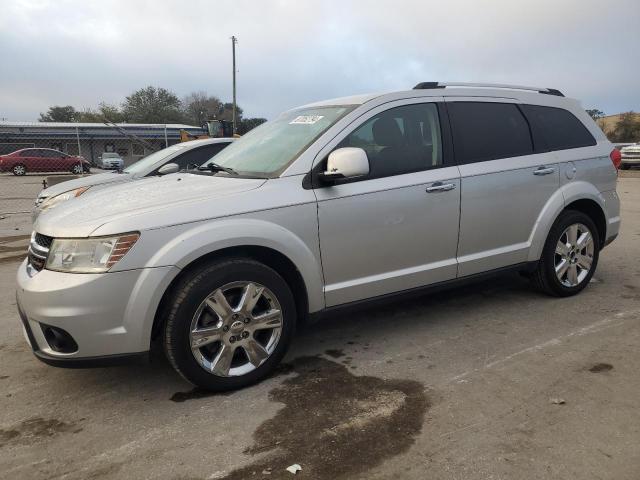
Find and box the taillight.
[610,149,622,169]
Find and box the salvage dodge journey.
[16,82,621,391]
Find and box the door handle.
[533,166,555,176]
[426,182,456,193]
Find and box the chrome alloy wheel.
[72,164,83,174]
[554,223,594,287]
[189,281,283,377]
[13,165,25,175]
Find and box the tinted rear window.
[447,102,533,164]
[521,105,596,151]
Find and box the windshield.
[201,105,354,177]
[123,144,189,174]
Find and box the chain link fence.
[0,122,203,239]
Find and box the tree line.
[587,109,640,143]
[38,86,267,135]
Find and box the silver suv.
[16,82,621,391]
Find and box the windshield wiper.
[198,162,238,175]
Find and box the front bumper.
[621,155,640,165]
[102,162,124,170]
[16,259,178,364]
[16,302,147,368]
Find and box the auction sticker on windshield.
[289,115,324,125]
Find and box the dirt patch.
[0,417,82,448]
[0,254,26,265]
[170,363,295,403]
[222,356,429,480]
[170,388,233,402]
[0,244,27,253]
[589,363,614,373]
[0,234,30,244]
[324,348,345,359]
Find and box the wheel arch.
[528,182,608,262]
[151,244,312,344]
[563,198,606,248]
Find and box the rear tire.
[532,210,599,297]
[163,257,296,391]
[12,164,26,176]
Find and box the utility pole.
[231,35,238,135]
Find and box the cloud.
[1,0,638,121]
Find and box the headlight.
[39,187,90,212]
[45,233,139,273]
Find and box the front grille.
[34,233,53,249]
[28,232,53,271]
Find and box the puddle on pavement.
[0,417,82,448]
[589,363,613,373]
[222,356,429,480]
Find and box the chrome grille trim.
[28,232,53,271]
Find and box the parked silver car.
[98,152,125,170]
[32,137,234,220]
[17,82,620,391]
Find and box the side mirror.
[157,163,180,175]
[318,147,369,183]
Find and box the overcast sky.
[1,0,638,122]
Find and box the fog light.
[40,324,78,353]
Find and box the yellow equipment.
[180,119,239,143]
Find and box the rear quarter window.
[521,105,596,151]
[447,102,534,164]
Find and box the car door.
[446,99,560,277]
[23,149,41,172]
[56,151,70,171]
[314,99,461,307]
[43,150,60,171]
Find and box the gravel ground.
[0,177,639,480]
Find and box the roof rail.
[413,82,564,97]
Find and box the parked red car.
[0,148,91,176]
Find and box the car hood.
[38,172,133,199]
[34,173,267,237]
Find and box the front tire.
[164,257,296,391]
[532,210,599,297]
[12,164,26,176]
[71,164,84,175]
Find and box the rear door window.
[447,102,534,164]
[521,105,596,151]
